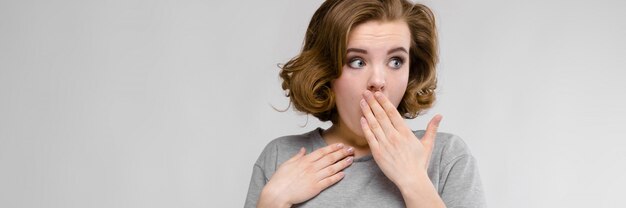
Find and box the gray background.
[1,0,625,207]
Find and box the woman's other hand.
[257,143,354,208]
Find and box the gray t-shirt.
[245,128,486,207]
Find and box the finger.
[360,98,389,147]
[362,91,396,136]
[312,146,354,171]
[373,91,408,131]
[317,171,345,190]
[286,147,306,163]
[317,155,354,180]
[360,116,380,152]
[421,114,442,152]
[304,143,345,162]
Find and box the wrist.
[397,171,445,208]
[393,171,432,190]
[397,171,432,195]
[258,186,292,208]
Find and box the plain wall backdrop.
[1,0,625,207]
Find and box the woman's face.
[331,20,411,137]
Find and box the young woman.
[245,0,486,207]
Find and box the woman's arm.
[397,172,446,208]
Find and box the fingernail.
[347,156,354,163]
[336,143,344,148]
[360,99,367,107]
[346,147,354,153]
[363,90,371,98]
[374,92,382,99]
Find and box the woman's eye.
[348,58,365,69]
[388,57,404,69]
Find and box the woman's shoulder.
[264,128,321,152]
[254,128,323,170]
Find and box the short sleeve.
[439,154,487,208]
[244,164,267,208]
[244,140,279,208]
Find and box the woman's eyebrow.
[387,47,408,55]
[346,48,368,54]
[345,47,408,55]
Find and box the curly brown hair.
[279,0,438,122]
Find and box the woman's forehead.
[347,20,411,51]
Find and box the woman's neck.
[322,121,371,158]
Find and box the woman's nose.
[367,65,385,92]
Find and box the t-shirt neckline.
[312,127,374,162]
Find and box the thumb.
[422,114,442,169]
[421,114,442,147]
